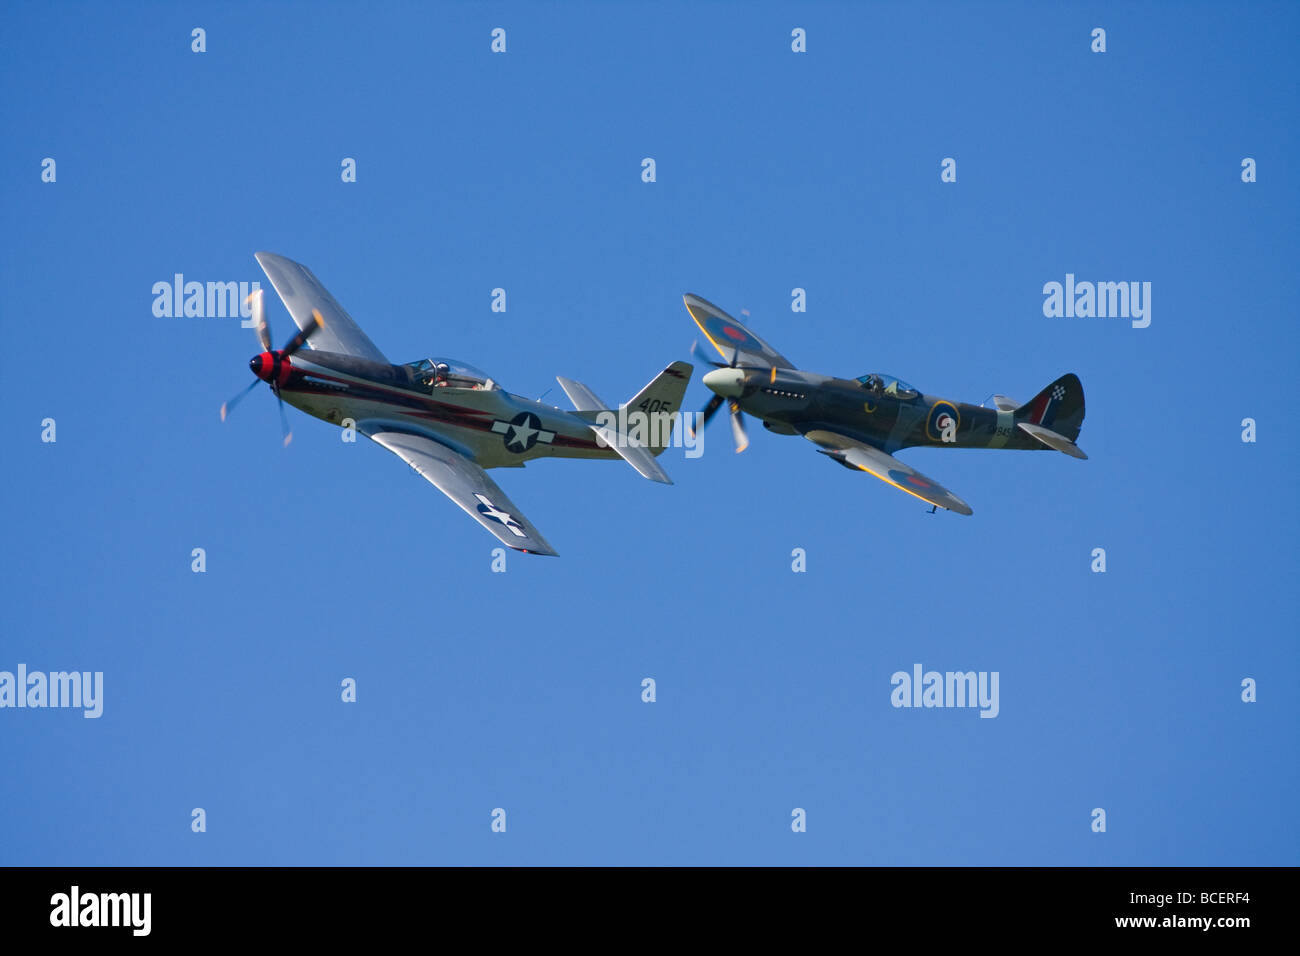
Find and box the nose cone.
[702,367,745,397]
[249,351,274,382]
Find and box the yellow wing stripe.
[687,306,732,360]
[853,463,947,509]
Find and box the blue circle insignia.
[925,401,960,442]
[503,411,543,452]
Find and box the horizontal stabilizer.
[556,376,608,414]
[589,422,672,484]
[992,394,1020,412]
[1017,422,1088,459]
[556,374,673,484]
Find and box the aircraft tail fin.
[621,361,692,453]
[555,361,692,483]
[1014,373,1085,442]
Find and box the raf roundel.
[889,469,932,490]
[925,401,960,442]
[706,316,760,352]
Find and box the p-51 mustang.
[684,294,1086,515]
[220,252,692,555]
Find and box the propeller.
[688,341,768,455]
[220,290,325,448]
[729,400,749,453]
[251,286,271,352]
[219,379,260,422]
[691,339,728,370]
[697,392,725,428]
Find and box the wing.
[802,429,974,515]
[362,427,558,555]
[683,294,796,370]
[254,252,389,363]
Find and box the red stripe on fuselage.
[284,367,604,449]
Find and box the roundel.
[925,401,960,442]
[888,468,932,490]
[704,316,760,353]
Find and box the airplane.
[683,293,1087,515]
[220,252,693,555]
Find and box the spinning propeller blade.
[692,393,725,436]
[220,379,259,422]
[729,402,749,454]
[276,385,293,447]
[281,309,325,358]
[221,302,324,447]
[691,340,727,369]
[247,289,271,352]
[689,364,760,453]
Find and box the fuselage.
[722,368,1045,455]
[264,349,618,469]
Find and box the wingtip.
[682,293,709,316]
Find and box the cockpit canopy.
[856,373,919,400]
[405,357,497,390]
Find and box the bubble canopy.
[855,373,918,399]
[405,357,497,390]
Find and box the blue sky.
[2,1,1296,865]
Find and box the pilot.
[864,374,884,394]
[432,362,450,387]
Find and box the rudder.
[623,361,692,453]
[1015,373,1085,441]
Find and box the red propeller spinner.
[219,290,325,446]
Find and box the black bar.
[0,866,1280,942]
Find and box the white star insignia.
[507,420,538,450]
[474,493,527,537]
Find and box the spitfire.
[220,252,693,555]
[684,293,1088,515]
